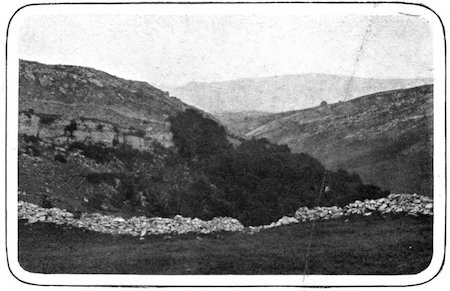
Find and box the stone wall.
[18,193,433,237]
[18,201,244,237]
[249,193,433,233]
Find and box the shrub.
[86,192,109,211]
[64,119,78,137]
[22,135,41,156]
[41,195,53,208]
[23,135,40,144]
[22,109,35,118]
[68,142,114,164]
[28,145,41,156]
[130,128,146,138]
[38,113,60,125]
[54,154,67,163]
[85,172,123,185]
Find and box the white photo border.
[5,1,447,287]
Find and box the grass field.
[18,214,433,275]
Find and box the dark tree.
[169,109,231,161]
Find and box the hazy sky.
[18,13,433,86]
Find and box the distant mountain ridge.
[216,85,433,195]
[168,74,432,113]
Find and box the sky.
[18,13,433,87]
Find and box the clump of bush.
[54,154,67,163]
[41,195,53,208]
[38,113,60,125]
[64,119,78,137]
[21,109,35,118]
[68,142,115,163]
[69,141,157,167]
[167,109,390,226]
[85,192,109,211]
[129,126,146,138]
[85,172,123,185]
[21,135,42,156]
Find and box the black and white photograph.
[3,1,447,287]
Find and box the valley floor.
[18,214,432,275]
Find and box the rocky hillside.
[19,60,241,149]
[17,60,239,220]
[221,85,433,196]
[167,74,432,113]
[20,60,189,139]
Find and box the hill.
[18,60,390,226]
[217,85,433,195]
[19,59,241,149]
[18,59,235,219]
[167,74,432,113]
[19,60,189,144]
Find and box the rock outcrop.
[19,111,173,150]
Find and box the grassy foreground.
[18,214,432,275]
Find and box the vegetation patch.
[166,109,389,225]
[37,113,61,125]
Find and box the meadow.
[18,214,432,275]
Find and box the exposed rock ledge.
[18,194,433,237]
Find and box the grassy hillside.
[220,85,433,195]
[214,110,295,136]
[19,214,432,275]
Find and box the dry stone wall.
[18,201,244,237]
[248,193,433,233]
[18,193,433,237]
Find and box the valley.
[16,59,434,276]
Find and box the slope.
[230,85,433,195]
